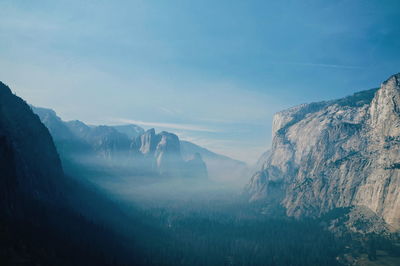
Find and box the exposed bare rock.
[155,131,182,176]
[246,73,400,229]
[135,128,159,156]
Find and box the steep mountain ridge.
[246,73,400,229]
[33,107,209,179]
[113,124,145,138]
[0,82,64,203]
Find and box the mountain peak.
[112,124,144,139]
[0,81,12,94]
[382,72,400,86]
[146,128,156,135]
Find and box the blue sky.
[1,0,399,164]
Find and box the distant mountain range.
[32,106,247,182]
[246,73,400,230]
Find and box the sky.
[0,0,400,164]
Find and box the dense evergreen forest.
[0,194,344,266]
[141,206,343,265]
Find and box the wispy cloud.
[116,118,219,133]
[158,106,181,116]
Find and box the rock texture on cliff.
[246,73,400,229]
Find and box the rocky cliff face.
[131,129,183,175]
[133,128,159,156]
[154,131,182,175]
[132,130,209,178]
[246,73,400,229]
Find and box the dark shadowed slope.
[0,82,63,203]
[0,81,153,265]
